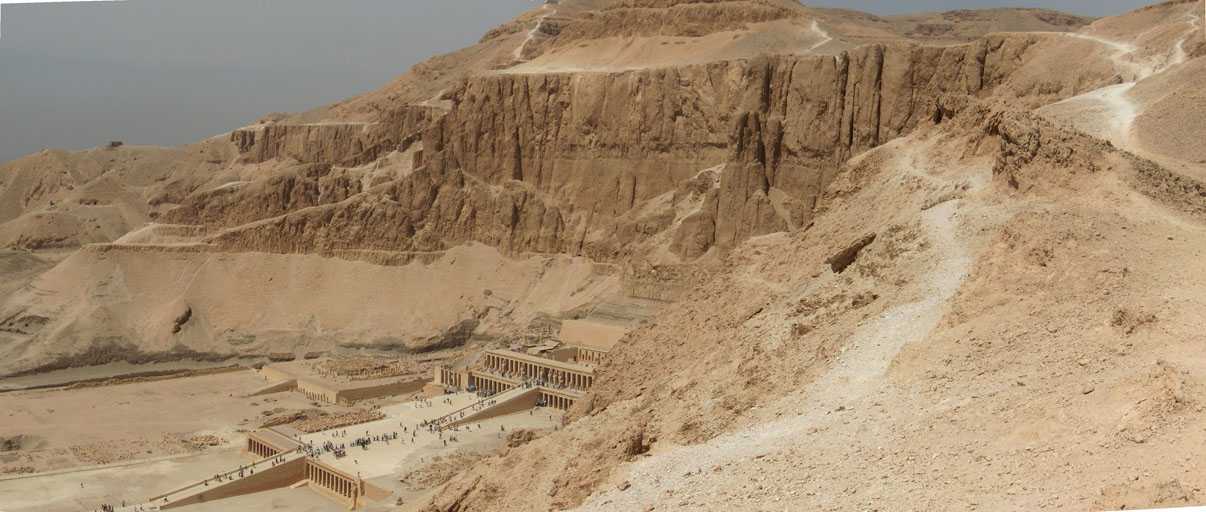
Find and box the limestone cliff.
[228,106,440,167]
[196,34,1107,263]
[0,0,1125,378]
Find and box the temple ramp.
[150,450,307,510]
[442,387,541,430]
[245,378,297,397]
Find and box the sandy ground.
[0,376,560,512]
[1038,3,1204,179]
[0,369,322,473]
[274,394,562,511]
[0,448,246,512]
[0,250,62,302]
[576,131,994,512]
[502,19,840,75]
[5,2,1206,511]
[301,392,562,506]
[0,359,261,391]
[0,242,616,377]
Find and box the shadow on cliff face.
[336,318,483,353]
[5,338,237,378]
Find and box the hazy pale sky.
[0,0,1162,162]
[0,0,532,162]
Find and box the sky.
[0,0,1162,163]
[0,0,532,162]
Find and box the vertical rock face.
[207,36,1058,261]
[163,164,363,229]
[427,67,739,203]
[419,42,998,257]
[711,42,987,250]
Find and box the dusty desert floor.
[0,367,562,511]
[0,369,327,474]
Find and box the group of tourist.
[85,392,553,512]
[425,395,500,430]
[304,429,406,460]
[92,499,155,512]
[205,461,259,487]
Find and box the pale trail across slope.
[514,3,555,61]
[1171,9,1203,67]
[573,11,1201,510]
[803,19,832,53]
[576,140,983,510]
[1046,10,1201,149]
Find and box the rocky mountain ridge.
[3,3,1206,509]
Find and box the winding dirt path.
[513,3,554,61]
[576,142,981,511]
[1042,11,1200,154]
[803,19,832,53]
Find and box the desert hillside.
[2,0,1206,510]
[0,0,1125,376]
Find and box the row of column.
[471,375,513,395]
[247,437,278,458]
[577,348,605,366]
[483,353,595,391]
[307,462,358,499]
[438,367,461,387]
[301,389,331,403]
[557,369,593,391]
[541,392,576,410]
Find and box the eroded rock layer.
[200,35,1092,263]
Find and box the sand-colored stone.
[5,1,1206,511]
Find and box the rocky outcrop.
[230,105,440,166]
[712,41,985,249]
[193,34,1086,262]
[164,164,363,230]
[171,306,192,334]
[206,164,570,256]
[542,0,801,44]
[825,233,876,273]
